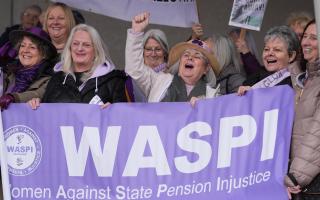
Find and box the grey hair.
[61,24,114,80]
[210,34,242,73]
[264,25,300,62]
[142,29,169,62]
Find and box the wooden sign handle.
[240,28,247,40]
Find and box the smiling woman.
[127,24,169,102]
[0,27,57,110]
[285,20,320,199]
[28,24,129,110]
[43,2,76,54]
[125,12,221,103]
[237,25,300,96]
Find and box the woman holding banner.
[28,24,128,109]
[125,12,220,102]
[285,19,320,200]
[237,25,300,95]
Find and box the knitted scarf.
[9,62,42,93]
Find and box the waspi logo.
[4,125,42,176]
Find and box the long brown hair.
[300,19,315,71]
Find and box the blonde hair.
[61,24,113,80]
[43,2,76,38]
[286,12,312,30]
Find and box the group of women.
[0,2,128,110]
[0,2,319,199]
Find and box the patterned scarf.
[9,62,42,93]
[153,62,167,73]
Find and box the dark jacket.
[42,68,128,104]
[243,67,292,87]
[3,59,55,102]
[240,52,262,75]
[217,64,246,95]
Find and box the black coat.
[243,67,292,87]
[42,70,128,104]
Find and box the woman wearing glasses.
[125,12,220,103]
[28,24,128,109]
[126,18,169,102]
[143,29,169,72]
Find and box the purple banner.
[2,86,294,200]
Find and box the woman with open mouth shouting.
[237,25,300,96]
[125,12,220,103]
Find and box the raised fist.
[132,12,150,33]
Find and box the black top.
[42,70,129,104]
[243,67,292,87]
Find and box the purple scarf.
[8,62,42,93]
[153,62,167,73]
[0,41,17,59]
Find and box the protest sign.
[229,0,268,31]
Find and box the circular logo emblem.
[4,125,42,176]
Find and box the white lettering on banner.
[60,126,121,176]
[217,110,278,168]
[156,181,211,197]
[216,170,271,193]
[174,122,212,173]
[56,185,112,199]
[115,185,153,199]
[10,185,51,199]
[218,115,257,168]
[260,110,278,161]
[60,110,279,177]
[122,126,171,176]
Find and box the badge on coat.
[89,95,104,105]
